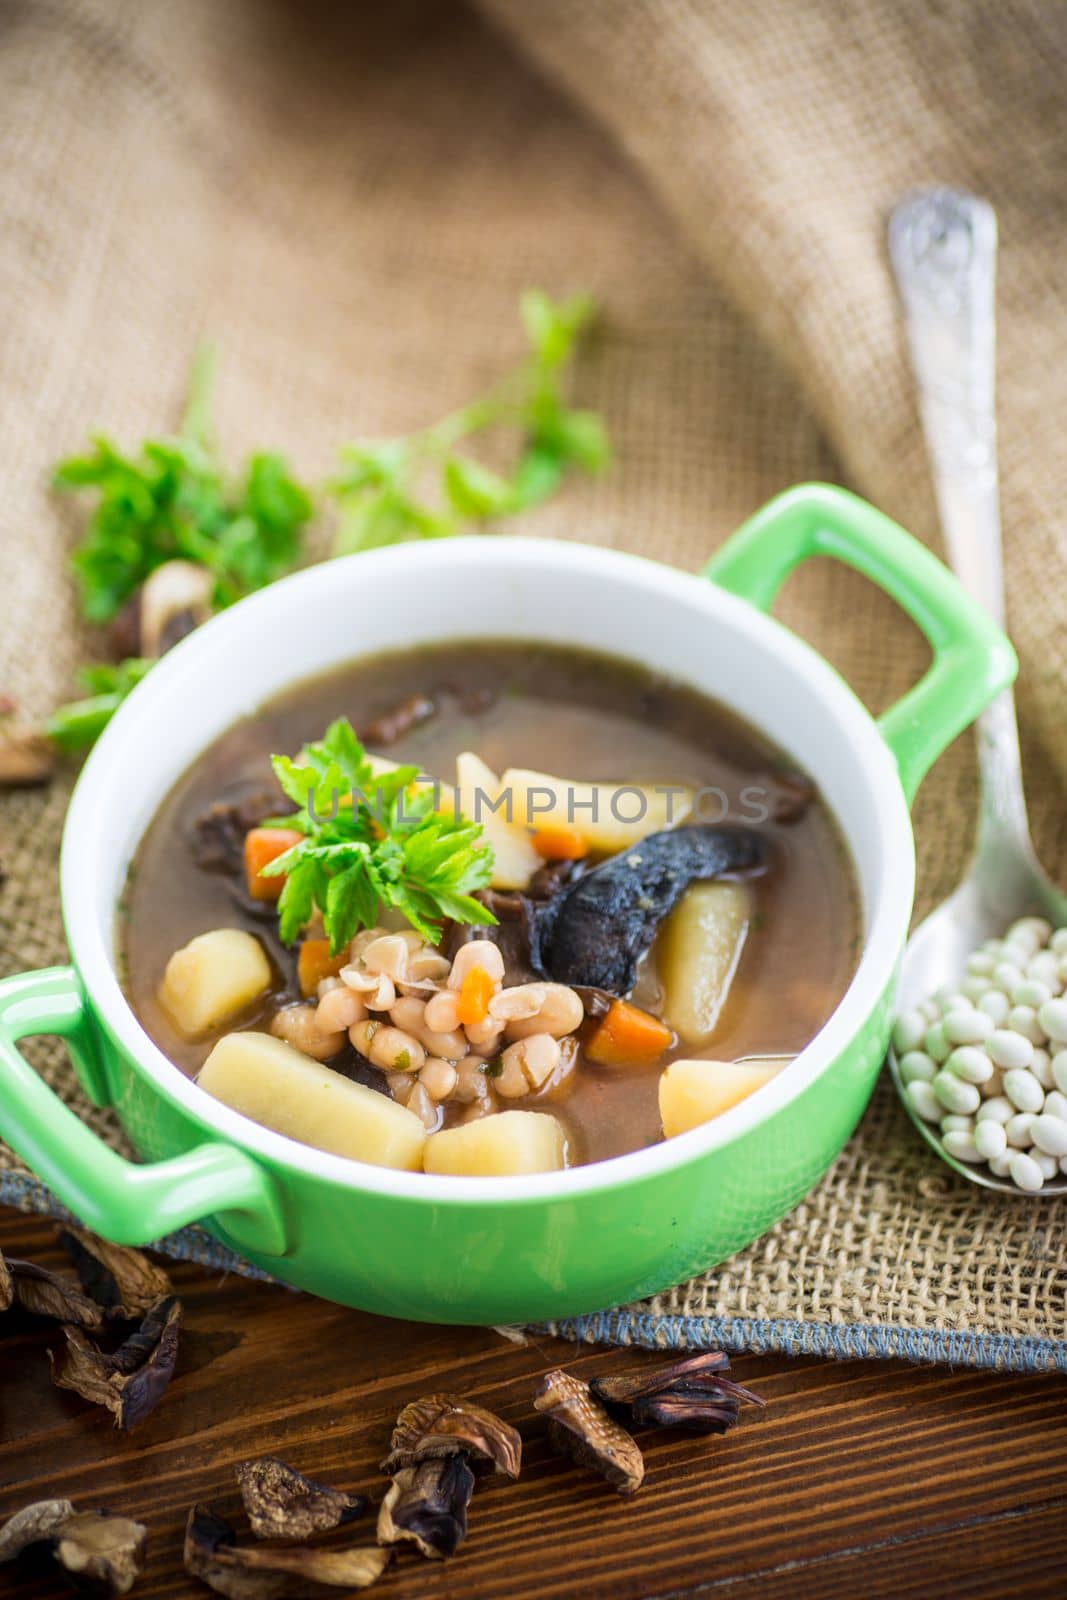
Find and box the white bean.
[1031,1149,1059,1180]
[943,1009,993,1046]
[978,990,1010,1025]
[1030,1114,1067,1157]
[1007,1005,1046,1046]
[892,1010,927,1053]
[424,989,463,1033]
[419,1058,459,1101]
[315,984,367,1034]
[1038,998,1067,1043]
[504,984,585,1041]
[942,1129,983,1163]
[489,983,548,1022]
[966,951,997,976]
[389,995,469,1060]
[1009,1151,1045,1192]
[974,1120,1008,1160]
[1050,928,1067,956]
[1030,1047,1054,1090]
[269,1004,345,1062]
[940,1113,973,1133]
[350,1020,426,1074]
[988,1153,1014,1177]
[906,1080,941,1123]
[1003,1068,1044,1113]
[362,934,415,980]
[1043,1090,1067,1121]
[899,1050,936,1084]
[976,1096,1014,1125]
[1012,979,1051,1009]
[1009,916,1052,945]
[1005,1112,1036,1148]
[496,1033,561,1097]
[993,962,1024,993]
[939,991,971,1014]
[986,1029,1034,1070]
[1027,951,1061,986]
[924,1023,951,1064]
[449,939,505,989]
[932,1072,980,1115]
[1052,1050,1067,1095]
[960,976,990,1002]
[945,1046,993,1084]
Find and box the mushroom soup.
[121,642,859,1174]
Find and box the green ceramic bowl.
[0,486,1015,1323]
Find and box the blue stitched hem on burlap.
[5,1170,1064,1373]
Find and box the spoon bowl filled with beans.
[890,918,1067,1195]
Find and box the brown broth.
[121,641,860,1165]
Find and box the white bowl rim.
[61,536,912,1208]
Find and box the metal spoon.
[887,186,1067,1195]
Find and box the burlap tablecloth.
[0,0,1064,1367]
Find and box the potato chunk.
[456,751,542,891]
[159,928,271,1038]
[198,1032,426,1170]
[658,882,751,1045]
[423,1110,568,1176]
[500,767,691,854]
[659,1057,783,1138]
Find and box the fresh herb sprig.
[54,345,313,623]
[330,291,609,552]
[44,659,153,754]
[261,718,498,951]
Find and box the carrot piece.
[586,999,674,1067]
[244,827,303,901]
[531,824,589,861]
[457,966,495,1027]
[297,938,349,998]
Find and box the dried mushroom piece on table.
[533,1369,645,1495]
[58,1225,173,1318]
[1,1253,107,1329]
[185,1504,389,1597]
[236,1457,366,1541]
[0,1500,148,1597]
[590,1351,766,1434]
[380,1392,521,1478]
[377,1454,476,1560]
[49,1294,183,1431]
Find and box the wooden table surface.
[1,1210,1064,1600]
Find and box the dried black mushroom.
[529,824,767,993]
[2,1255,107,1330]
[590,1351,766,1435]
[376,1454,475,1560]
[236,1457,366,1541]
[533,1369,644,1496]
[0,1500,147,1597]
[58,1226,173,1318]
[192,789,289,874]
[359,692,438,747]
[0,1247,12,1312]
[49,1294,182,1430]
[380,1393,521,1479]
[184,1504,389,1597]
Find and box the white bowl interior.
[63,538,913,1201]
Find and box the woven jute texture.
[0,0,1064,1359]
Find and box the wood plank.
[0,1212,1064,1598]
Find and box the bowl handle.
[0,966,288,1256]
[703,482,1017,803]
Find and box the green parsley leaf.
[330,290,608,553]
[54,346,313,622]
[44,658,153,753]
[259,718,497,951]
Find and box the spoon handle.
[888,188,1030,855]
